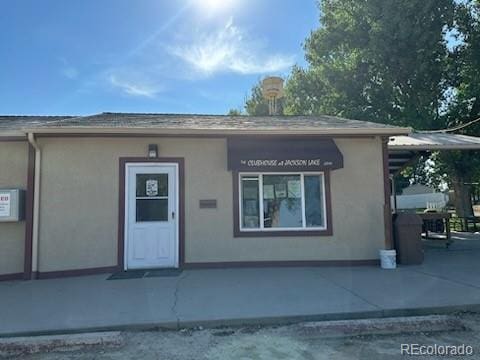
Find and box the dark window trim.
[233,170,333,237]
[118,157,185,269]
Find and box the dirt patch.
[8,313,480,360]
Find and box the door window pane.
[136,199,168,222]
[263,175,302,228]
[241,176,259,228]
[136,174,168,197]
[305,175,325,227]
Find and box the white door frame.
[124,162,179,270]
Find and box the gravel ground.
[7,313,480,360]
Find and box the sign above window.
[227,138,344,172]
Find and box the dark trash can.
[393,213,424,265]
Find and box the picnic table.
[418,212,452,248]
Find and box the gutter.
[27,133,41,276]
[388,145,480,151]
[0,131,27,138]
[21,126,412,137]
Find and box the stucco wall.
[0,141,28,276]
[37,136,385,272]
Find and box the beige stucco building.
[0,113,410,280]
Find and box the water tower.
[261,76,284,115]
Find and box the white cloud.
[108,75,161,98]
[59,57,78,79]
[169,18,294,76]
[62,66,78,79]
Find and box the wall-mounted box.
[0,189,25,222]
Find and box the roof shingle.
[0,112,409,135]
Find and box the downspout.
[27,133,41,277]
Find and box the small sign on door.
[146,179,159,196]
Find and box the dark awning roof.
[227,138,344,172]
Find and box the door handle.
[172,211,175,220]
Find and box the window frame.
[233,171,333,237]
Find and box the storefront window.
[263,175,302,228]
[239,173,327,231]
[304,175,325,227]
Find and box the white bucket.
[379,249,397,269]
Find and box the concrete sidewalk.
[2,234,480,336]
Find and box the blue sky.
[0,0,319,115]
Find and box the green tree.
[284,0,454,129]
[227,108,243,116]
[436,0,480,216]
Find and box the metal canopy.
[388,133,480,175]
[389,133,480,151]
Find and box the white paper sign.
[263,185,275,199]
[0,193,11,217]
[288,180,301,198]
[275,183,287,198]
[146,180,159,196]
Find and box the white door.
[125,163,178,269]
